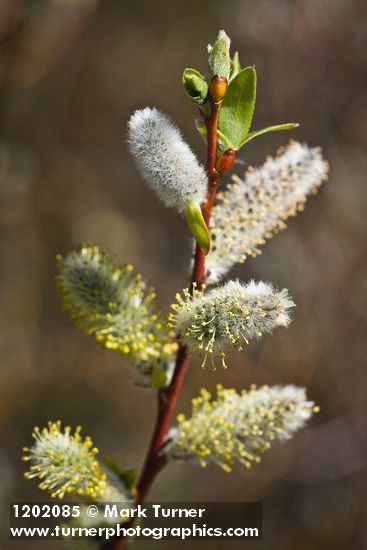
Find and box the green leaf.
[104,457,138,491]
[104,455,123,477]
[229,51,241,82]
[218,66,257,149]
[120,469,138,491]
[182,68,208,105]
[239,123,299,147]
[195,119,233,151]
[208,30,231,79]
[151,365,167,389]
[185,200,210,254]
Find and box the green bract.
[185,200,210,254]
[151,365,168,389]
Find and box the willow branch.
[108,94,222,550]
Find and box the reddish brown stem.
[108,97,222,550]
[191,100,220,287]
[134,345,189,504]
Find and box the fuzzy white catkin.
[206,141,329,282]
[127,107,207,211]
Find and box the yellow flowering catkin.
[56,245,178,376]
[170,384,318,471]
[23,421,107,499]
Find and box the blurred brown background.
[0,0,366,548]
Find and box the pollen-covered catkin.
[56,245,177,376]
[127,107,207,211]
[170,280,294,368]
[23,422,107,499]
[207,141,329,282]
[169,384,318,471]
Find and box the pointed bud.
[208,30,231,79]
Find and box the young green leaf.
[229,51,241,82]
[218,66,257,150]
[182,68,208,105]
[120,469,138,491]
[185,200,210,254]
[104,455,124,478]
[104,457,138,491]
[239,123,299,147]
